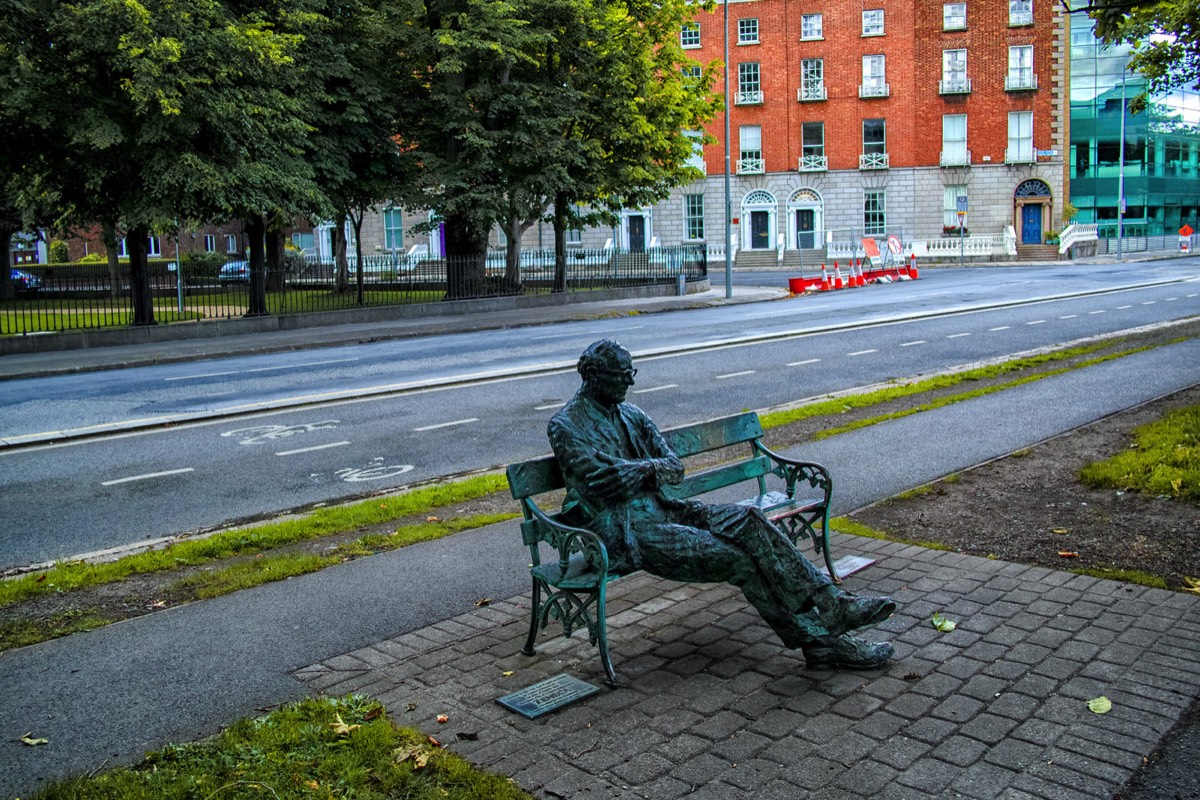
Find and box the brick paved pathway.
[296,532,1200,799]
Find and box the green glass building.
[1069,15,1200,238]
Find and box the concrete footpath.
[2,275,1200,799]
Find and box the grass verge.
[27,695,533,800]
[830,517,953,551]
[1079,402,1200,503]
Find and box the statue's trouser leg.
[633,522,830,649]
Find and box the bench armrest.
[524,501,611,579]
[753,442,833,504]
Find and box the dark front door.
[751,211,770,249]
[796,210,815,249]
[1021,204,1042,244]
[628,215,645,252]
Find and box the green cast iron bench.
[506,411,837,686]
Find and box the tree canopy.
[1087,0,1200,111]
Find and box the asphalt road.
[2,336,1198,799]
[1,266,1198,570]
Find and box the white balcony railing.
[940,149,971,167]
[1005,147,1035,164]
[1010,10,1033,25]
[735,90,764,105]
[797,85,827,102]
[939,78,972,95]
[1005,73,1038,91]
[798,155,828,172]
[737,157,765,174]
[859,152,890,170]
[859,83,890,98]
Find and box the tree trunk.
[265,228,286,293]
[0,225,15,301]
[245,215,267,316]
[127,224,156,326]
[332,215,349,293]
[101,222,121,300]
[552,193,568,294]
[350,211,365,305]
[443,210,488,300]
[503,217,534,293]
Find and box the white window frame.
[800,122,826,171]
[684,194,705,240]
[941,114,968,166]
[941,49,970,94]
[1009,0,1032,25]
[738,125,764,174]
[680,22,700,49]
[864,190,886,236]
[226,234,238,254]
[1007,45,1036,90]
[684,129,706,174]
[737,62,763,105]
[800,58,825,101]
[860,55,888,98]
[203,234,216,253]
[801,13,823,40]
[862,9,884,37]
[944,186,968,229]
[943,3,967,30]
[738,18,759,45]
[1007,111,1034,162]
[384,208,404,251]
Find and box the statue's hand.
[585,458,651,501]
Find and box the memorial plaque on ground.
[496,673,601,719]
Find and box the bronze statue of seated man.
[548,339,895,669]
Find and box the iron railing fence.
[2,246,706,336]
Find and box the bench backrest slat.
[664,412,763,458]
[508,411,765,500]
[662,454,773,500]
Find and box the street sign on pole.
[955,196,968,214]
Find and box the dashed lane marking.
[716,371,756,379]
[633,384,678,394]
[847,349,879,356]
[946,333,971,339]
[414,418,479,432]
[787,358,822,365]
[102,468,195,486]
[989,326,1011,331]
[899,340,926,347]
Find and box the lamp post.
[723,0,732,299]
[1116,62,1127,260]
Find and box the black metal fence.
[2,246,706,335]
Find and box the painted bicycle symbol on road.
[334,458,414,482]
[221,420,341,445]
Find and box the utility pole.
[723,0,732,299]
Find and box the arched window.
[789,188,821,204]
[743,189,776,206]
[1015,179,1051,198]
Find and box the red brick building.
[636,0,1069,263]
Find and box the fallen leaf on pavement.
[427,735,442,748]
[502,671,514,677]
[1087,696,1112,714]
[393,744,429,769]
[426,516,441,523]
[931,613,956,632]
[1182,577,1200,595]
[329,714,361,735]
[21,733,49,746]
[473,598,491,607]
[1057,551,1080,558]
[436,714,449,724]
[1052,528,1069,535]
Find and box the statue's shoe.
[822,595,896,634]
[803,636,894,670]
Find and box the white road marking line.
[1187,293,1198,298]
[633,384,678,394]
[899,340,926,347]
[787,358,822,365]
[276,441,351,457]
[1059,315,1077,319]
[165,358,360,382]
[101,468,194,486]
[534,402,565,411]
[946,333,970,339]
[847,349,879,356]
[716,370,756,379]
[1088,310,1106,315]
[1026,320,1047,325]
[1117,305,1133,309]
[1165,297,1178,301]
[1142,301,1156,305]
[989,326,1011,331]
[414,418,479,432]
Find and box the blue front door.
[1021,205,1042,244]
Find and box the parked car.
[217,260,250,285]
[10,268,43,295]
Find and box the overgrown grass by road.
[1080,402,1200,503]
[26,695,533,800]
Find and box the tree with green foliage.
[1087,0,1200,112]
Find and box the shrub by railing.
[1,245,706,335]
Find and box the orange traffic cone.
[819,263,831,291]
[908,253,920,280]
[853,258,864,287]
[833,262,845,289]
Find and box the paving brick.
[668,751,736,785]
[912,672,964,699]
[984,737,1047,771]
[655,732,710,764]
[691,710,750,741]
[959,713,1020,745]
[872,735,931,770]
[904,716,959,745]
[895,756,960,793]
[610,752,675,785]
[636,775,692,799]
[851,710,908,741]
[833,758,900,794]
[929,733,990,768]
[959,674,1008,701]
[789,754,847,789]
[886,692,938,720]
[949,761,1021,799]
[724,757,785,790]
[1025,759,1122,798]
[711,730,772,762]
[931,694,986,724]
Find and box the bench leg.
[595,584,618,687]
[522,578,542,656]
[821,511,841,584]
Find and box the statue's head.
[578,339,637,408]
